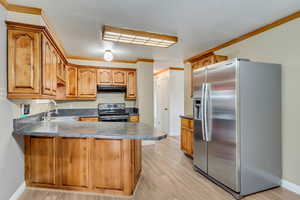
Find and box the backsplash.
[57,92,136,109]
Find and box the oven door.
[99,115,129,122]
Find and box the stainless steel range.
[98,103,129,122]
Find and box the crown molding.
[68,56,154,64]
[137,58,154,63]
[184,10,300,63]
[68,56,137,64]
[154,67,183,76]
[0,0,42,15]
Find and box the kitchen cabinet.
[42,35,58,96]
[97,69,113,85]
[25,136,141,195]
[129,115,139,122]
[60,138,89,187]
[7,28,41,96]
[65,65,78,98]
[180,117,194,157]
[190,54,227,97]
[7,22,61,99]
[79,117,99,122]
[113,70,127,85]
[25,136,56,185]
[78,67,97,98]
[57,58,65,82]
[126,70,137,99]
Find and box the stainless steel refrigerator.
[193,58,281,199]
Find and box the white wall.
[0,6,25,200]
[155,70,184,136]
[136,61,154,126]
[168,70,184,136]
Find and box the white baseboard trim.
[281,179,300,195]
[9,182,25,200]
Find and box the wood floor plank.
[18,137,300,200]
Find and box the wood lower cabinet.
[65,65,78,98]
[61,138,89,187]
[129,115,139,122]
[180,117,194,157]
[93,139,123,190]
[25,137,56,185]
[7,28,41,96]
[24,136,141,196]
[78,117,99,122]
[78,68,97,98]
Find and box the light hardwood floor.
[18,137,300,200]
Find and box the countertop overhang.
[13,120,167,140]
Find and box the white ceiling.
[8,0,300,62]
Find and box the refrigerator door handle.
[206,83,212,142]
[200,83,206,141]
[203,83,209,141]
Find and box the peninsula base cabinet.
[24,136,141,196]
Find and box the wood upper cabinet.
[113,70,127,85]
[126,70,137,99]
[97,69,112,85]
[65,65,78,97]
[57,57,65,82]
[190,54,228,97]
[78,68,97,98]
[7,29,41,95]
[42,35,57,96]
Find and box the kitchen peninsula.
[13,115,166,196]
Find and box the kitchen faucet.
[44,100,58,121]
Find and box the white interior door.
[157,77,169,134]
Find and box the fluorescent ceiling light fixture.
[104,50,114,62]
[102,25,178,48]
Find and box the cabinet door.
[57,58,65,81]
[26,137,56,185]
[51,49,57,95]
[93,139,123,190]
[126,71,137,99]
[113,70,127,85]
[181,128,193,156]
[61,138,89,187]
[78,68,96,98]
[65,65,78,97]
[97,69,112,85]
[8,29,41,94]
[133,140,141,185]
[42,36,53,95]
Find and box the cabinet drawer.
[181,118,194,130]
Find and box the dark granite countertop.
[14,120,167,141]
[180,115,194,120]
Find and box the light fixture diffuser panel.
[102,25,178,48]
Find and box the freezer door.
[206,61,240,192]
[193,119,207,172]
[193,67,206,99]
